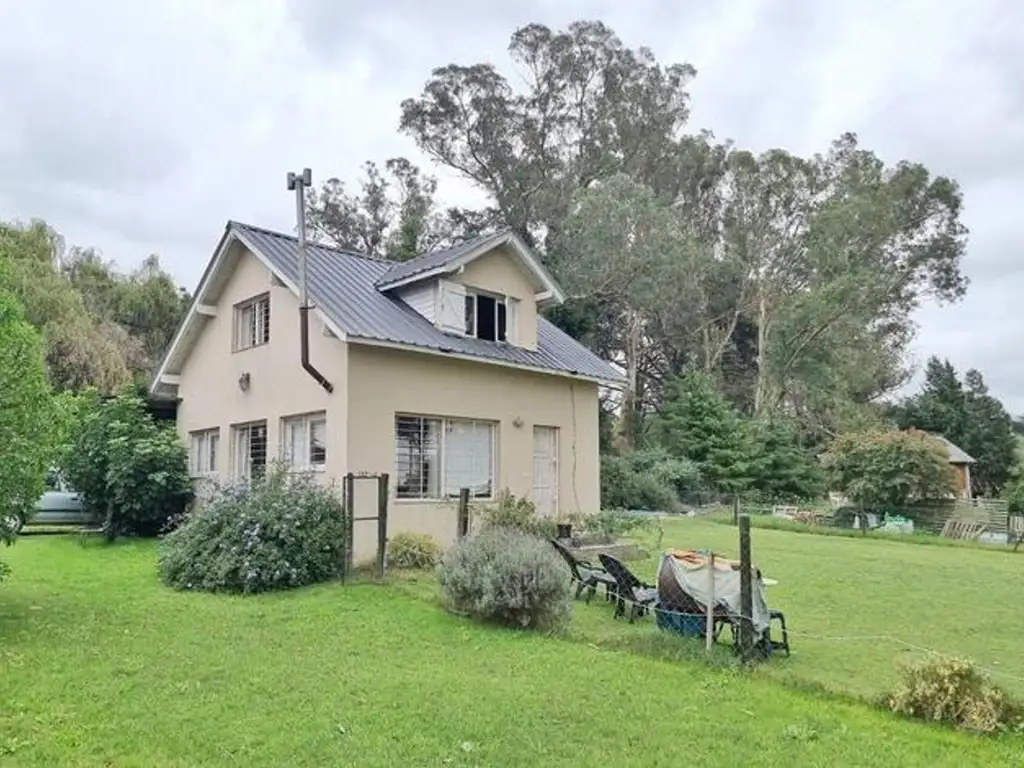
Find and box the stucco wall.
[346,343,600,558]
[453,244,539,350]
[176,246,348,487]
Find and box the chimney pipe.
[287,168,333,394]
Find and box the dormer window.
[464,291,511,342]
[437,281,518,344]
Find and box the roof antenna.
[287,168,334,393]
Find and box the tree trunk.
[616,309,643,452]
[753,293,770,416]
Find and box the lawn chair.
[598,553,658,623]
[550,540,617,604]
[1009,516,1024,552]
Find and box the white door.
[532,426,559,518]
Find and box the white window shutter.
[437,280,467,334]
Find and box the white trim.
[346,335,625,389]
[159,374,181,386]
[196,304,217,317]
[375,231,566,307]
[149,227,349,395]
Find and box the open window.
[464,292,514,343]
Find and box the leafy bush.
[158,465,347,594]
[578,510,657,544]
[0,286,60,579]
[478,489,558,539]
[389,532,443,570]
[600,452,683,512]
[59,392,192,538]
[886,656,1023,734]
[825,429,957,514]
[437,528,572,630]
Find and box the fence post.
[738,514,754,662]
[377,473,389,579]
[705,552,716,651]
[343,472,355,579]
[458,487,470,538]
[732,495,740,526]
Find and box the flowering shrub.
[388,532,443,569]
[886,656,1023,734]
[437,528,572,630]
[158,465,347,594]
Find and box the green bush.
[578,510,657,544]
[158,465,347,594]
[600,453,682,512]
[59,392,192,537]
[437,528,572,630]
[886,656,1023,734]
[389,532,443,570]
[478,490,558,539]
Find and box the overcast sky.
[1,0,1022,409]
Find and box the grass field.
[1,532,1022,766]
[556,517,1024,701]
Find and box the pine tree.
[961,369,1016,494]
[747,418,825,502]
[652,373,751,493]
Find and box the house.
[150,222,624,561]
[926,433,976,501]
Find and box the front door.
[532,426,559,518]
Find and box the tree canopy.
[892,357,1016,495]
[0,283,59,577]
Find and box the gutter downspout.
[288,168,333,394]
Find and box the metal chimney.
[287,168,333,393]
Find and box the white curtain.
[444,421,493,497]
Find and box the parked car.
[4,470,93,533]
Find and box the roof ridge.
[228,220,392,265]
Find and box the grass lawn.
[551,517,1024,702]
[2,537,1022,766]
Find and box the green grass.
[562,518,1024,701]
[2,535,1022,766]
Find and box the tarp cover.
[656,549,770,634]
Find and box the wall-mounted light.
[238,372,251,392]
[512,416,524,428]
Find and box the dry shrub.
[886,656,1023,734]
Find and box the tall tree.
[304,157,480,260]
[893,358,1016,495]
[961,369,1016,494]
[650,372,751,493]
[0,282,59,574]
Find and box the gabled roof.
[373,229,566,308]
[929,433,976,464]
[151,222,625,394]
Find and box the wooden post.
[343,472,355,580]
[705,552,716,651]
[732,495,740,526]
[458,487,470,538]
[738,514,754,662]
[377,473,389,579]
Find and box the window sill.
[394,497,495,504]
[231,341,270,354]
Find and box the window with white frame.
[232,420,267,481]
[281,412,327,471]
[189,428,220,477]
[436,280,516,344]
[464,291,513,342]
[233,293,270,351]
[395,415,495,500]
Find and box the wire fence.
[564,565,1024,689]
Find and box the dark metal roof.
[230,222,624,385]
[373,230,508,289]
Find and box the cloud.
[1,0,1022,410]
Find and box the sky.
[1,0,1022,409]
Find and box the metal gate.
[341,472,389,581]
